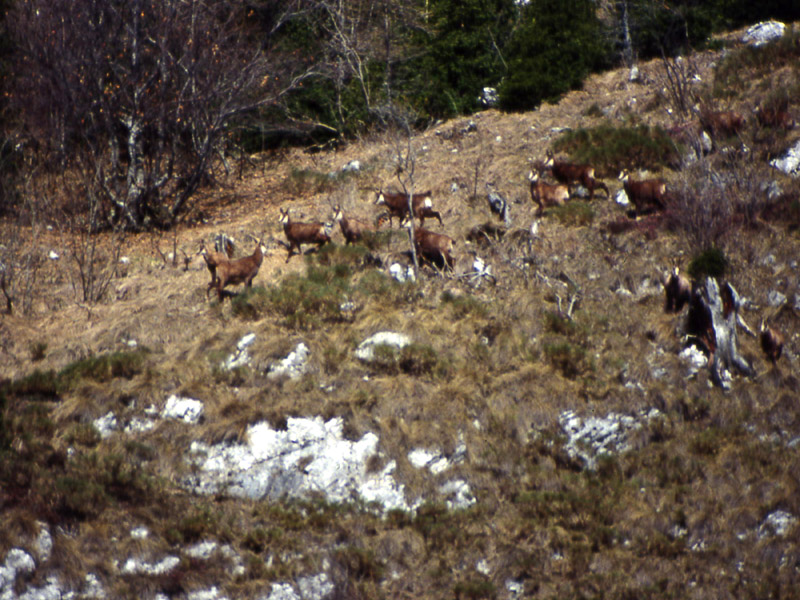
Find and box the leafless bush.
[63,210,127,306]
[655,53,698,120]
[665,155,768,253]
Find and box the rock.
[93,412,118,438]
[770,139,800,176]
[389,263,415,283]
[185,416,411,513]
[743,21,785,47]
[439,479,476,510]
[614,189,630,206]
[119,555,180,576]
[355,331,412,362]
[262,583,300,600]
[162,395,204,424]
[559,409,661,470]
[679,345,708,377]
[221,333,256,371]
[758,510,797,539]
[267,342,310,380]
[297,573,334,600]
[341,160,361,172]
[768,290,787,308]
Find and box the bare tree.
[7,0,316,231]
[304,0,427,132]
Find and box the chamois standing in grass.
[199,241,232,298]
[699,108,745,139]
[375,189,442,227]
[279,207,332,262]
[663,266,691,313]
[543,150,609,200]
[332,205,375,245]
[401,215,455,271]
[760,319,784,365]
[755,105,795,130]
[619,170,668,215]
[211,238,267,301]
[528,169,570,216]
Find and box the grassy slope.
[2,27,800,600]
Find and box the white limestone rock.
[162,395,204,424]
[355,332,412,362]
[771,139,800,176]
[267,343,310,380]
[185,417,410,513]
[743,21,785,47]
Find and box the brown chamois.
[401,216,455,271]
[528,170,570,216]
[212,239,267,301]
[279,207,332,262]
[663,266,691,313]
[619,170,668,215]
[543,150,609,200]
[760,319,784,365]
[755,105,795,130]
[375,189,442,227]
[332,205,375,245]
[198,241,231,298]
[699,108,745,138]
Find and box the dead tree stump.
[686,277,755,389]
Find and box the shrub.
[552,123,679,174]
[267,266,351,329]
[543,341,593,378]
[549,202,594,227]
[58,349,148,389]
[688,247,728,280]
[440,290,488,319]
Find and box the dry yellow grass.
[2,27,800,600]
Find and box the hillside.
[2,23,800,600]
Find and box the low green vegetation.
[552,122,679,173]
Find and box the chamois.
[755,105,794,130]
[760,320,784,365]
[663,266,691,313]
[199,241,231,298]
[543,151,609,200]
[332,205,375,245]
[699,108,745,138]
[212,239,267,301]
[401,216,455,271]
[618,170,668,215]
[279,207,332,262]
[375,189,442,227]
[528,170,570,216]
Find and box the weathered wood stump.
[686,277,755,389]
